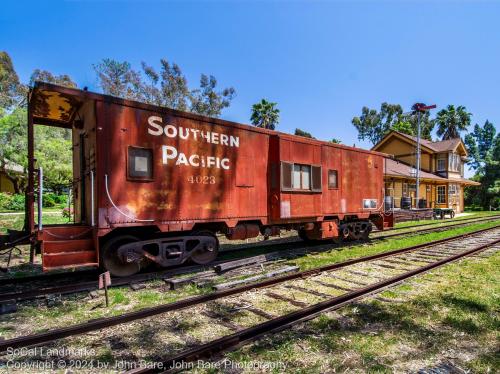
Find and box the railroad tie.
[383,258,420,267]
[242,306,276,320]
[265,292,308,308]
[201,311,244,331]
[313,279,354,292]
[345,269,386,280]
[373,262,414,272]
[285,285,332,298]
[327,273,369,286]
[415,250,448,257]
[403,255,438,263]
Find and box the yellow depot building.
[372,131,480,213]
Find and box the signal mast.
[411,103,436,208]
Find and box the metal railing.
[90,170,95,226]
[38,167,43,231]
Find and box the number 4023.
[187,175,216,184]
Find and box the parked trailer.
[12,82,394,276]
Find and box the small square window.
[128,147,153,180]
[328,170,338,189]
[363,199,377,209]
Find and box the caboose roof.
[30,81,389,158]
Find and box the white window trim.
[437,157,446,172]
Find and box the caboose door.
[321,145,341,213]
[72,103,97,226]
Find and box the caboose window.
[128,146,153,180]
[328,170,338,189]
[281,162,321,192]
[293,164,310,190]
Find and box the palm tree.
[250,99,280,130]
[435,105,471,140]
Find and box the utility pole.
[412,103,436,209]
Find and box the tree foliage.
[0,108,27,193]
[30,69,77,88]
[351,102,434,145]
[190,74,236,117]
[0,51,24,110]
[0,108,72,194]
[93,59,142,100]
[294,128,315,139]
[0,53,75,194]
[250,99,280,130]
[93,58,235,117]
[435,104,471,140]
[464,120,496,170]
[464,120,499,209]
[330,138,342,144]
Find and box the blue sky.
[1,0,499,165]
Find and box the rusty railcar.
[14,82,393,276]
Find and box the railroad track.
[1,225,498,372]
[0,216,499,304]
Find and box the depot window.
[281,162,321,192]
[128,146,153,180]
[437,157,446,171]
[437,185,446,204]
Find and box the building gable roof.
[384,158,480,185]
[373,131,468,156]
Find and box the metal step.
[43,239,94,254]
[42,250,98,270]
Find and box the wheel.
[298,229,313,242]
[338,224,350,242]
[360,223,372,240]
[189,231,219,265]
[101,235,144,277]
[450,210,455,218]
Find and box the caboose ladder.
[39,226,98,271]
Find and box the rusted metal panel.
[276,136,385,223]
[95,101,270,229]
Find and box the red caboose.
[16,83,393,276]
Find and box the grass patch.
[225,247,500,373]
[393,211,498,229]
[288,220,499,271]
[0,211,69,234]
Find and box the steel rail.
[1,214,498,288]
[0,225,497,353]
[382,214,500,232]
[0,216,498,303]
[129,236,500,374]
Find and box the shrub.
[54,194,68,205]
[0,193,25,211]
[42,193,56,208]
[0,193,13,211]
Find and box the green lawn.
[225,244,500,373]
[0,210,69,234]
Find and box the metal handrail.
[90,170,95,226]
[104,174,154,222]
[38,167,43,231]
